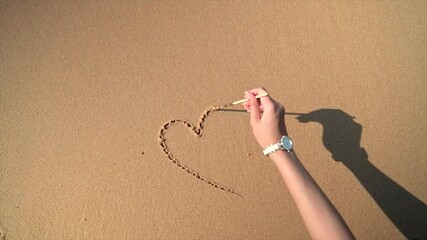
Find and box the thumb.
[249,93,261,123]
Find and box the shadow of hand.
[296,109,368,166]
[296,108,427,239]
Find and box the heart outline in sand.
[158,104,243,197]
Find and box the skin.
[243,88,355,240]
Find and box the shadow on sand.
[296,109,426,240]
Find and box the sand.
[1,1,426,239]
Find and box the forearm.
[269,150,354,240]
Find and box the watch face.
[281,136,293,151]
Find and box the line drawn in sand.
[158,103,245,198]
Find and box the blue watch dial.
[281,136,293,151]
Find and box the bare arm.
[243,88,354,240]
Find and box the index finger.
[248,87,275,107]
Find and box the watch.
[263,136,293,156]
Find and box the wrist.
[269,149,295,164]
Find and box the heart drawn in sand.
[158,103,243,198]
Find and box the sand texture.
[1,1,426,239]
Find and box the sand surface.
[1,1,426,239]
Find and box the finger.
[242,91,251,109]
[243,101,263,108]
[244,105,263,110]
[249,92,261,123]
[248,87,269,101]
[248,87,275,112]
[246,109,264,113]
[242,102,250,109]
[244,91,249,98]
[244,89,267,110]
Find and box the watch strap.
[263,141,284,156]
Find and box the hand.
[242,87,288,148]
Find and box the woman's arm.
[243,88,354,240]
